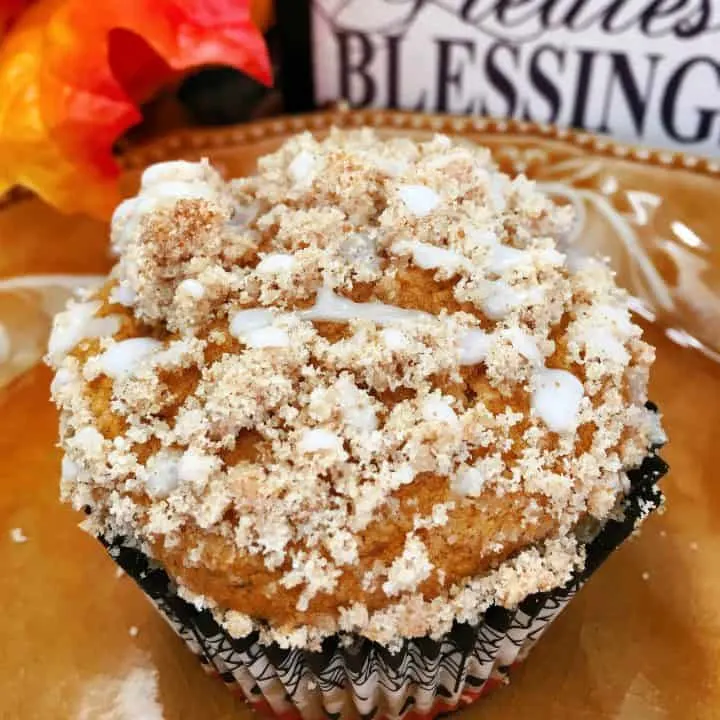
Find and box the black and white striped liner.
[103,450,667,720]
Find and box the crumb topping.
[48,129,661,648]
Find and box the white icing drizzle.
[177,278,205,299]
[468,228,499,247]
[451,465,486,497]
[299,287,432,325]
[227,288,549,374]
[579,326,629,364]
[458,328,491,365]
[226,291,590,452]
[486,244,530,273]
[138,182,216,206]
[538,247,566,266]
[391,240,470,274]
[230,308,274,335]
[109,203,150,255]
[73,427,104,456]
[289,150,318,187]
[244,326,291,349]
[144,448,182,497]
[96,338,162,379]
[480,280,525,319]
[48,301,122,361]
[381,327,409,351]
[229,309,290,348]
[374,157,409,176]
[61,455,80,482]
[110,283,137,307]
[230,308,290,348]
[421,395,459,425]
[531,369,585,433]
[480,280,544,320]
[488,175,508,211]
[140,160,208,189]
[500,327,542,364]
[299,428,343,453]
[226,292,587,437]
[177,449,217,487]
[397,184,440,216]
[256,253,296,274]
[597,303,634,334]
[426,149,469,169]
[342,403,378,434]
[572,302,635,364]
[50,368,74,393]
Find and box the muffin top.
[48,129,662,649]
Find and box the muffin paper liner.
[101,450,667,720]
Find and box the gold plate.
[1,110,718,720]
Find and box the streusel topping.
[48,129,661,649]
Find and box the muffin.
[47,129,667,718]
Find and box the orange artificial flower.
[0,0,271,217]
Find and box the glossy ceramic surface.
[1,110,718,719]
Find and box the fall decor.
[0,0,271,217]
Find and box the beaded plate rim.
[119,108,720,175]
[2,108,719,212]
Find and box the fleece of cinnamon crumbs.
[47,129,664,649]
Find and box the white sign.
[311,0,720,154]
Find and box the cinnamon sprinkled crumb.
[47,129,662,648]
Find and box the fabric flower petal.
[0,0,271,217]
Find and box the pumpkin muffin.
[47,129,666,717]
